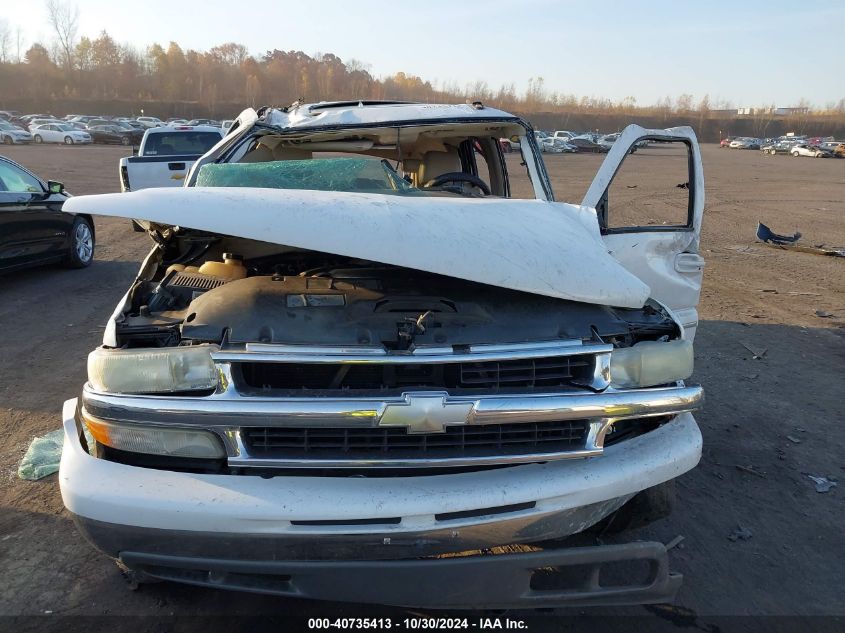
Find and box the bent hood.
[64,187,651,308]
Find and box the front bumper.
[60,396,700,606]
[117,541,682,609]
[61,399,701,540]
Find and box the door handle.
[674,253,705,273]
[168,162,186,171]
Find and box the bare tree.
[15,25,25,62]
[0,20,10,63]
[45,0,78,70]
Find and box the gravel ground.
[0,143,842,629]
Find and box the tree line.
[1,11,843,140]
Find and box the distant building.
[774,107,810,116]
[736,106,810,117]
[710,107,811,117]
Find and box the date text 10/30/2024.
[308,618,528,630]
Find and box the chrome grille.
[241,420,590,460]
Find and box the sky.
[5,0,844,107]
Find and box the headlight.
[82,412,225,458]
[610,340,693,389]
[87,345,219,394]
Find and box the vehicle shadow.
[0,258,139,293]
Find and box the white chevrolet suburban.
[61,101,705,609]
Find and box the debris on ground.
[740,342,768,359]
[728,525,754,542]
[666,535,685,550]
[17,429,64,481]
[736,464,766,478]
[806,475,838,493]
[756,222,801,245]
[756,221,845,257]
[815,310,835,318]
[786,435,802,444]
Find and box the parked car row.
[499,129,645,155]
[756,136,844,158]
[0,111,236,145]
[720,134,844,158]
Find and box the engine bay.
[116,231,680,351]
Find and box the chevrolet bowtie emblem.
[378,392,474,434]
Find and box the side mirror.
[47,180,64,194]
[132,146,138,156]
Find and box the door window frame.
[595,135,696,235]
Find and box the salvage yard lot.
[0,144,843,624]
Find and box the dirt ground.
[0,143,843,628]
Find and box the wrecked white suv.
[60,101,705,609]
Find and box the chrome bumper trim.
[80,384,702,469]
[82,384,702,428]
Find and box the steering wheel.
[423,172,491,195]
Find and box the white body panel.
[118,156,199,191]
[60,399,701,533]
[63,187,651,309]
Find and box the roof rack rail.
[308,100,416,112]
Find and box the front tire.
[34,135,42,143]
[121,136,130,145]
[63,217,95,268]
[64,136,74,145]
[791,151,799,157]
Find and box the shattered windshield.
[196,158,420,195]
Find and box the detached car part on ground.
[60,102,705,609]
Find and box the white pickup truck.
[119,126,223,192]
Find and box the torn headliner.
[64,187,651,308]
